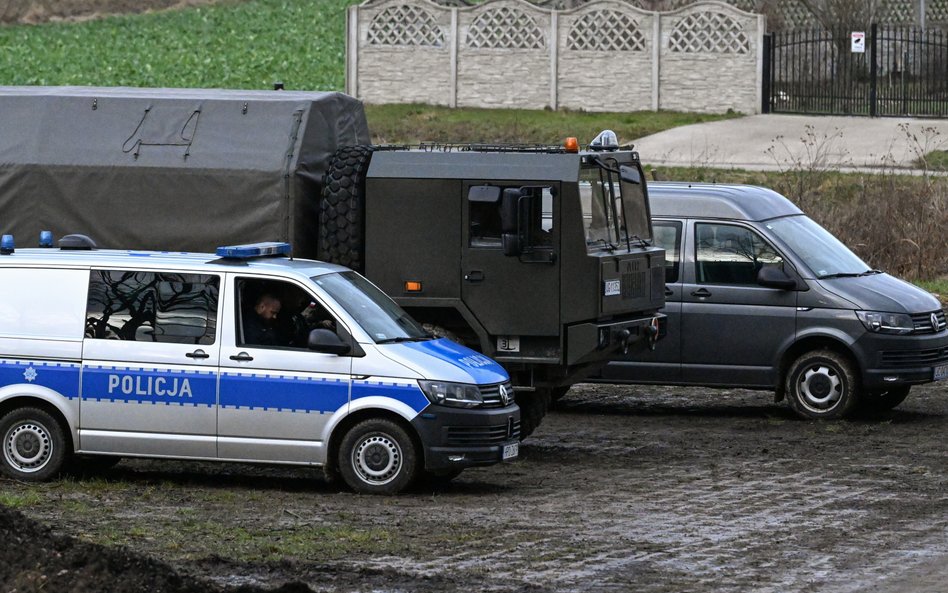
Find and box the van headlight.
[856,311,914,334]
[418,380,484,408]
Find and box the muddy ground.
[2,381,948,592]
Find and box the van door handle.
[186,349,210,359]
[664,288,673,297]
[229,352,254,362]
[691,288,712,298]
[464,270,485,282]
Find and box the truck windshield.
[764,215,871,278]
[312,271,429,344]
[580,158,651,252]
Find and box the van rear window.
[85,270,219,344]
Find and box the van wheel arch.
[325,409,424,488]
[776,338,859,402]
[0,397,74,454]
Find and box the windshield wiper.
[818,272,863,279]
[376,336,430,344]
[625,234,651,248]
[861,269,883,276]
[588,238,617,251]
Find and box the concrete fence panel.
[347,0,766,114]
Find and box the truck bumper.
[411,404,521,472]
[565,313,666,366]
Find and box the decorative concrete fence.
[346,0,765,114]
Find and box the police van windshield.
[580,159,651,252]
[312,272,429,344]
[764,215,872,279]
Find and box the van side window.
[695,223,783,285]
[236,278,337,349]
[653,221,682,284]
[85,271,219,344]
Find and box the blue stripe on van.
[351,380,429,414]
[81,365,217,408]
[0,359,80,399]
[219,372,349,414]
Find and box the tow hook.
[646,317,660,351]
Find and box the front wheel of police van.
[0,407,68,481]
[339,418,420,495]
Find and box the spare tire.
[320,145,374,272]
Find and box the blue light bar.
[216,241,291,259]
[39,230,54,248]
[0,234,14,255]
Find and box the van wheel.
[860,386,911,413]
[785,349,859,419]
[338,418,419,495]
[0,407,67,481]
[320,145,374,273]
[516,389,551,441]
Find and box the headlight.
[418,380,484,408]
[856,311,914,334]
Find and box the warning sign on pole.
[851,31,866,53]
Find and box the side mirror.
[500,188,521,234]
[757,266,797,290]
[307,328,351,355]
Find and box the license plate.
[502,443,519,460]
[935,364,948,381]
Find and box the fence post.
[450,8,458,108]
[870,23,878,117]
[762,32,772,113]
[550,11,558,111]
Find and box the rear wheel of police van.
[339,418,420,495]
[320,145,374,273]
[0,407,67,481]
[785,349,859,420]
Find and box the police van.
[0,235,519,494]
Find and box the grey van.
[597,183,948,419]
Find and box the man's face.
[256,298,281,322]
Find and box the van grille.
[880,346,948,368]
[911,310,947,334]
[479,382,514,408]
[445,421,520,446]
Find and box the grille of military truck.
[622,260,647,300]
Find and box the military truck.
[0,86,665,437]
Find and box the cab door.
[461,182,560,349]
[679,221,797,386]
[79,269,221,457]
[217,274,352,464]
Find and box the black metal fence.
[763,24,948,117]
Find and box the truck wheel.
[0,407,67,481]
[320,145,374,272]
[859,386,910,413]
[338,418,419,495]
[785,349,859,420]
[516,389,551,440]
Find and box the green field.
[0,0,353,90]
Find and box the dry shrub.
[809,174,948,280]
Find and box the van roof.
[648,182,803,221]
[0,248,348,278]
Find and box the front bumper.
[565,313,666,366]
[411,403,520,472]
[854,329,948,389]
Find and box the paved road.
[634,114,948,173]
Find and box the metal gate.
[763,24,948,117]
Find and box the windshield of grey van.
[765,215,871,278]
[312,272,429,344]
